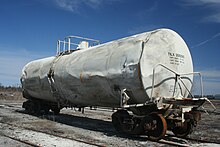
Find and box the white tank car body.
[21,29,193,107]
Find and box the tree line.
[0,83,22,91]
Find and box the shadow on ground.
[15,109,196,144]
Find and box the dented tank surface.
[21,28,210,141]
[21,28,193,107]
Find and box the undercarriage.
[111,98,205,141]
[22,99,62,115]
[110,64,216,141]
[22,94,210,141]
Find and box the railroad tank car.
[21,28,207,140]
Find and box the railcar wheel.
[23,100,35,114]
[51,107,60,115]
[172,120,193,137]
[143,113,167,141]
[43,107,50,114]
[33,101,41,115]
[112,110,130,133]
[25,102,35,114]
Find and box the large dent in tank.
[54,36,147,105]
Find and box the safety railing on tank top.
[56,36,100,56]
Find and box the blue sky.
[0,0,219,94]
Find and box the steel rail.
[1,104,219,146]
[166,134,220,144]
[1,133,41,147]
[1,119,219,147]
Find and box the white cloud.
[53,0,121,13]
[85,0,103,9]
[128,2,161,35]
[181,0,220,6]
[181,0,220,23]
[191,32,220,48]
[203,81,220,94]
[196,0,220,4]
[0,56,28,86]
[203,13,220,23]
[0,48,52,86]
[128,24,163,35]
[55,0,81,13]
[201,69,220,79]
[136,1,158,21]
[198,69,220,94]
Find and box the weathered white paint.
[21,28,193,107]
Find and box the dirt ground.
[0,90,219,146]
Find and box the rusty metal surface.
[21,29,193,107]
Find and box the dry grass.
[0,87,24,100]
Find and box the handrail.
[150,63,204,101]
[67,35,100,43]
[56,35,100,55]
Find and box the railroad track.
[2,121,219,147]
[1,133,41,147]
[0,122,105,147]
[0,104,219,147]
[166,134,219,144]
